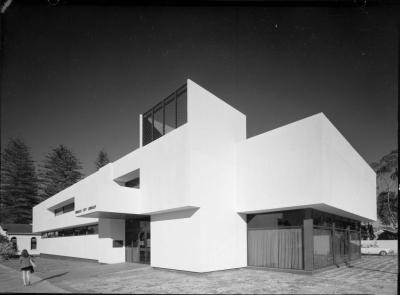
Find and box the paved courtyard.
[0,255,397,294]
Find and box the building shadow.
[32,271,69,285]
[346,264,397,275]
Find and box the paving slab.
[0,262,69,293]
[0,255,397,294]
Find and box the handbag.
[30,258,36,268]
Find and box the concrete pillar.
[303,218,314,271]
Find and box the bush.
[0,234,17,259]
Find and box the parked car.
[361,244,394,256]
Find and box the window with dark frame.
[31,237,37,250]
[142,84,187,146]
[40,224,99,238]
[113,240,123,248]
[125,177,140,188]
[54,202,75,216]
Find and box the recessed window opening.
[125,177,140,188]
[31,237,37,250]
[41,224,98,238]
[54,202,75,216]
[142,83,187,146]
[114,169,140,189]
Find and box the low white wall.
[9,235,41,256]
[362,240,398,254]
[39,235,99,260]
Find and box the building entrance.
[125,217,150,264]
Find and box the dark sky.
[1,2,398,176]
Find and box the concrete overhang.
[237,203,375,222]
[76,206,200,219]
[77,211,148,219]
[142,205,200,216]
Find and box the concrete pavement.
[0,262,69,293]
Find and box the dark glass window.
[41,224,98,238]
[247,210,305,229]
[55,207,63,216]
[153,103,163,140]
[54,202,75,216]
[142,112,153,145]
[142,84,187,146]
[164,94,176,134]
[113,240,123,248]
[125,177,140,188]
[63,203,75,213]
[176,86,187,127]
[87,225,98,234]
[312,209,360,230]
[31,237,37,250]
[10,237,17,245]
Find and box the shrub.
[0,234,17,259]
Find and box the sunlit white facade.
[33,79,376,272]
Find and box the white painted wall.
[39,235,99,260]
[320,115,376,221]
[236,114,324,213]
[98,218,125,263]
[151,209,204,271]
[236,113,376,222]
[186,80,247,271]
[33,172,99,233]
[7,235,41,255]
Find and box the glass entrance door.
[125,217,150,264]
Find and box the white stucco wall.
[32,172,100,233]
[98,218,125,263]
[39,235,99,260]
[151,209,204,271]
[8,234,41,255]
[236,113,376,222]
[320,115,376,221]
[236,114,323,213]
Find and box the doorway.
[125,216,150,264]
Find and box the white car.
[361,244,394,256]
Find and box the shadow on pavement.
[32,271,69,285]
[346,265,398,275]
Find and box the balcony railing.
[142,84,187,146]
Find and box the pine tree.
[95,149,110,170]
[0,138,39,224]
[39,145,84,201]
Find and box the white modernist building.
[33,80,376,272]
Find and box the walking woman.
[19,249,35,286]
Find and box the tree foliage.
[370,149,398,229]
[39,145,84,201]
[95,149,110,170]
[0,138,39,223]
[361,223,375,240]
[0,234,17,259]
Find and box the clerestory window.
[142,84,187,146]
